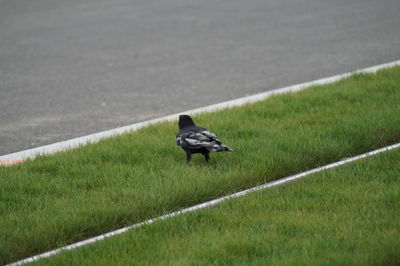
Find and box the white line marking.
[7,142,400,266]
[1,60,399,165]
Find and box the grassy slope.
[36,149,400,266]
[1,67,400,264]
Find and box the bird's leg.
[203,152,210,162]
[185,152,192,164]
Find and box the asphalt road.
[1,0,400,155]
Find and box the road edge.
[1,59,399,165]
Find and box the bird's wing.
[176,128,222,151]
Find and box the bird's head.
[179,115,195,129]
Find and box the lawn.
[1,66,400,264]
[34,149,400,266]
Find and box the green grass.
[1,66,400,264]
[34,149,400,266]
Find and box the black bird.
[176,115,234,163]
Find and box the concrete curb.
[1,59,400,166]
[7,142,400,265]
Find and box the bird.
[176,114,234,163]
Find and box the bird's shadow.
[186,160,215,167]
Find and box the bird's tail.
[221,144,234,152]
[208,143,235,152]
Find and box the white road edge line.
[1,59,400,165]
[7,142,400,266]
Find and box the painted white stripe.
[7,142,400,266]
[1,60,400,165]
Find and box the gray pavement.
[1,0,400,155]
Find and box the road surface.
[1,0,400,155]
